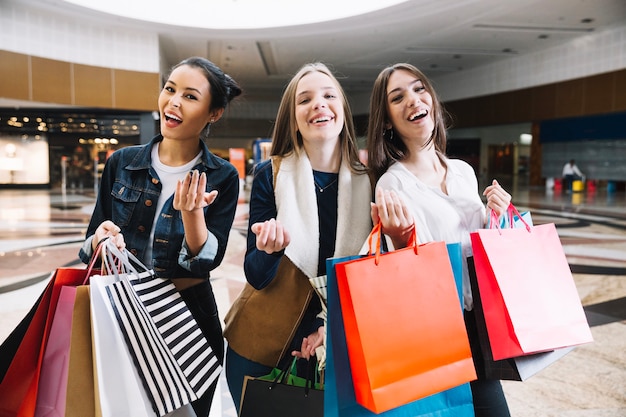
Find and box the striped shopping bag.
[105,273,221,416]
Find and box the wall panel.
[584,72,615,115]
[447,70,626,129]
[74,64,113,108]
[513,88,533,123]
[31,57,71,104]
[0,50,159,111]
[445,99,474,128]
[474,96,495,127]
[555,79,584,118]
[114,69,159,111]
[531,84,557,121]
[492,92,514,125]
[0,51,30,100]
[615,69,626,112]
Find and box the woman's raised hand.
[483,179,512,217]
[372,188,415,249]
[174,170,218,212]
[292,326,324,360]
[93,220,125,251]
[250,218,291,254]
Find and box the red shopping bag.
[334,224,476,414]
[470,205,593,361]
[0,241,103,417]
[0,267,98,417]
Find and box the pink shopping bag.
[470,205,593,360]
[35,286,77,417]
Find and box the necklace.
[313,177,338,193]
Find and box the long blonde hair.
[270,63,366,174]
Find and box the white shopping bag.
[90,273,154,417]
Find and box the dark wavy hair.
[366,63,449,181]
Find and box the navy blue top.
[244,159,337,352]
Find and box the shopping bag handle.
[101,239,153,279]
[271,357,319,395]
[367,222,419,265]
[271,357,298,385]
[82,237,108,285]
[304,356,318,395]
[488,203,531,233]
[507,203,531,232]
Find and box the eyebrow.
[165,79,203,96]
[387,78,422,97]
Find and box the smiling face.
[385,69,435,146]
[158,64,219,142]
[294,70,344,146]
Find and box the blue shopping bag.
[324,242,475,416]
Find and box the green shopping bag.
[257,357,323,389]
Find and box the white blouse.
[376,158,486,310]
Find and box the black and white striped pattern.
[106,274,221,416]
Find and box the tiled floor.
[1,184,625,416]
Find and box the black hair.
[171,56,242,111]
[169,57,242,137]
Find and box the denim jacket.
[79,135,240,280]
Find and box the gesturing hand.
[250,218,290,254]
[372,188,415,249]
[482,179,511,217]
[292,326,324,360]
[92,220,125,251]
[173,170,218,212]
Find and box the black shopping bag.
[239,359,323,417]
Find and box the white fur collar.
[274,152,372,278]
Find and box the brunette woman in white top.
[366,63,512,417]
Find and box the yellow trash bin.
[572,180,584,192]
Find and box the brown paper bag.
[65,286,95,417]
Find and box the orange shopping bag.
[470,204,593,361]
[334,224,476,414]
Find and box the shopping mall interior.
[1,0,626,193]
[0,0,625,416]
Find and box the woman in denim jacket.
[79,56,242,416]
